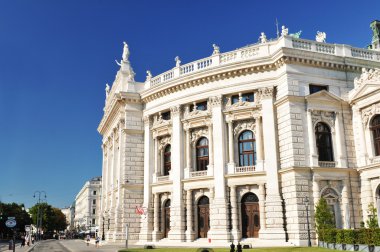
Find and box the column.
[360,177,373,225]
[154,137,159,179]
[185,190,195,241]
[227,120,235,174]
[184,127,191,179]
[255,116,264,171]
[259,87,286,240]
[208,96,230,241]
[115,124,124,240]
[342,179,351,229]
[353,108,368,166]
[152,193,161,241]
[307,109,318,166]
[168,105,185,241]
[312,179,320,209]
[335,112,348,167]
[139,116,153,242]
[258,184,266,230]
[208,123,214,176]
[230,185,240,242]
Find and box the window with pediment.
[315,122,334,161]
[196,137,209,171]
[238,130,256,166]
[163,145,171,176]
[321,187,341,228]
[371,115,380,156]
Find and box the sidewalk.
[59,239,129,252]
[0,241,36,252]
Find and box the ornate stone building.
[98,23,380,246]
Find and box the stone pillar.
[342,179,351,229]
[139,116,153,242]
[185,190,195,241]
[184,127,191,179]
[354,108,368,166]
[114,123,124,241]
[335,112,348,168]
[259,87,286,240]
[360,177,373,225]
[258,184,266,230]
[227,120,235,171]
[307,109,318,166]
[312,179,320,208]
[152,193,161,241]
[168,105,185,241]
[208,123,214,176]
[154,137,159,179]
[255,116,264,171]
[230,185,240,242]
[208,96,230,241]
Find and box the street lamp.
[33,191,47,241]
[304,196,312,247]
[102,216,105,240]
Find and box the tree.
[366,202,378,229]
[29,203,67,233]
[0,202,31,238]
[315,198,335,240]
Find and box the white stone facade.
[74,177,102,233]
[99,34,380,246]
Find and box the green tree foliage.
[366,202,379,229]
[29,203,67,232]
[0,202,31,238]
[315,198,335,240]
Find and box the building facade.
[74,176,102,234]
[98,21,380,246]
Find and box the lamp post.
[102,216,105,240]
[305,196,312,247]
[33,191,46,241]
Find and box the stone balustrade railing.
[318,161,337,168]
[235,165,255,173]
[190,170,208,178]
[370,156,380,164]
[146,36,380,89]
[156,175,170,182]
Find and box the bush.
[336,229,344,244]
[372,228,380,246]
[343,229,357,244]
[324,228,337,243]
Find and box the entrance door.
[241,193,260,238]
[198,196,210,238]
[164,199,171,238]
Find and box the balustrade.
[190,170,207,177]
[234,165,255,173]
[318,161,337,168]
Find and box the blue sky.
[0,0,379,209]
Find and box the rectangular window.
[196,101,208,111]
[231,92,254,104]
[92,218,95,225]
[161,111,171,120]
[309,84,328,94]
[231,95,239,104]
[93,199,96,205]
[93,191,96,195]
[92,209,96,214]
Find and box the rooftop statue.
[175,56,181,67]
[281,25,289,36]
[122,42,130,62]
[212,44,220,55]
[316,31,327,43]
[289,30,302,38]
[105,83,110,98]
[370,20,380,50]
[146,70,152,81]
[259,32,267,44]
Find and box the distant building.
[98,21,380,246]
[61,204,75,230]
[74,176,102,235]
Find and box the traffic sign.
[5,219,16,228]
[25,225,31,232]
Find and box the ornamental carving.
[233,119,256,136]
[143,116,150,125]
[170,105,181,116]
[354,68,380,89]
[225,98,256,110]
[257,87,274,100]
[311,110,336,129]
[159,136,171,150]
[184,105,210,119]
[191,127,208,145]
[361,103,380,126]
[152,113,171,128]
[209,96,222,107]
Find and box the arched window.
[196,137,209,171]
[163,145,171,176]
[315,122,334,161]
[371,115,380,156]
[238,130,256,166]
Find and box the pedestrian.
[31,236,35,244]
[25,235,30,246]
[86,234,91,246]
[237,242,242,252]
[20,236,25,247]
[95,236,100,248]
[230,242,235,252]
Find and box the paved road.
[30,240,69,252]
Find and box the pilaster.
[307,109,318,166]
[185,189,195,241]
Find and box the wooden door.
[197,196,210,238]
[164,200,170,238]
[242,202,260,238]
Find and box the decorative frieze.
[152,113,172,128]
[310,109,336,129]
[361,103,380,126]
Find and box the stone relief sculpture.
[281,25,288,36]
[233,119,256,136]
[316,31,327,43]
[259,32,267,44]
[354,68,380,88]
[311,110,336,129]
[212,44,220,55]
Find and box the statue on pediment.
[259,32,267,44]
[122,42,130,62]
[316,31,326,43]
[281,25,289,36]
[175,56,181,67]
[289,30,302,38]
[212,44,220,55]
[105,83,110,97]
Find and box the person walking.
[95,236,100,248]
[86,235,90,246]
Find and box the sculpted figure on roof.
[122,42,130,62]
